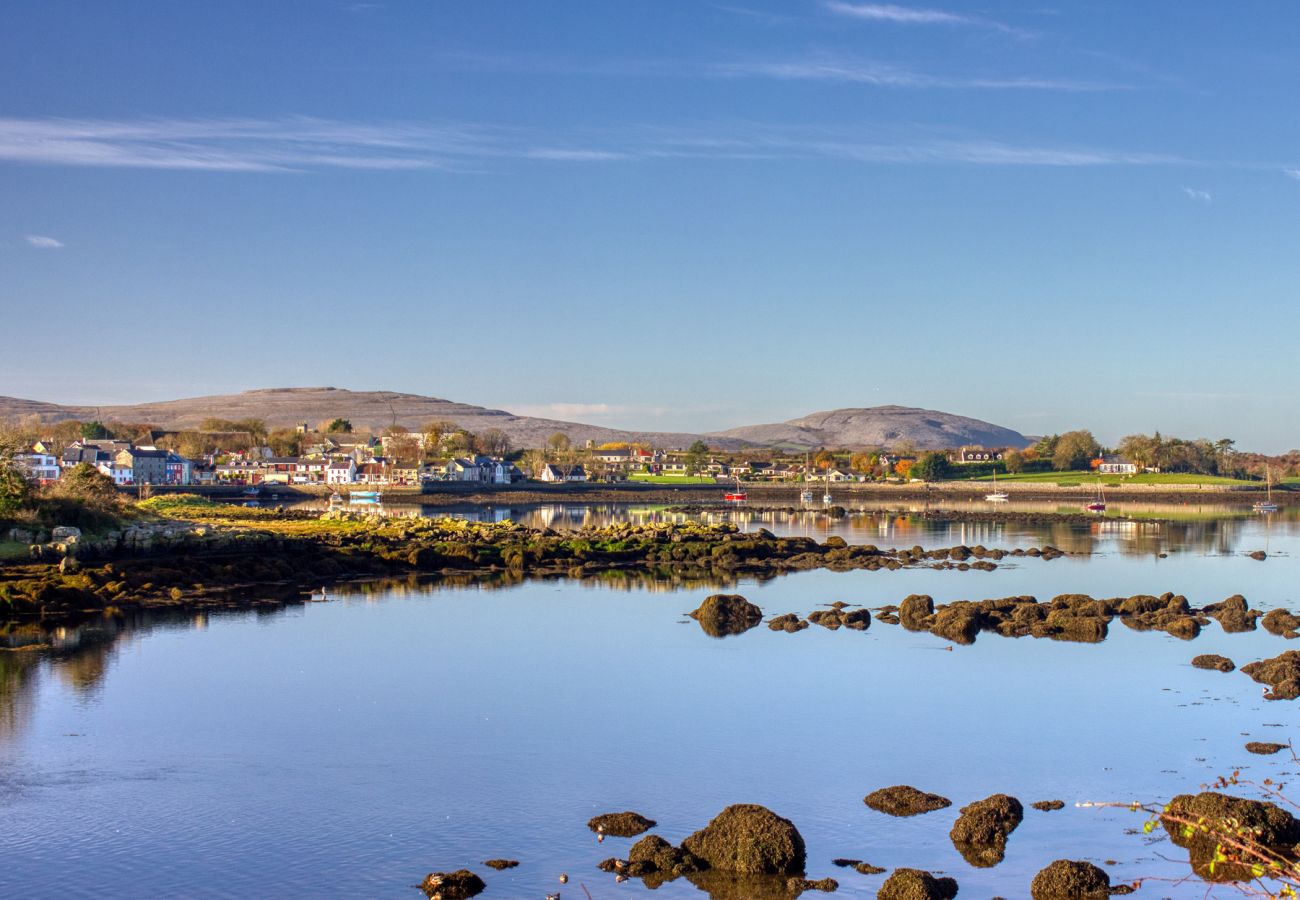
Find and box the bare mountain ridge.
[0,387,724,450]
[0,390,1029,451]
[708,405,1031,450]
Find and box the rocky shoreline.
[0,499,1073,624]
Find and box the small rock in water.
[1246,741,1288,755]
[877,868,958,900]
[419,870,486,900]
[864,785,952,817]
[1249,550,1268,560]
[1191,654,1235,673]
[1031,800,1065,812]
[1030,859,1129,898]
[587,811,656,837]
[949,793,1024,868]
[680,804,806,875]
[481,859,518,870]
[854,862,886,875]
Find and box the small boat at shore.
[1085,479,1106,512]
[724,476,747,503]
[984,470,1009,503]
[1254,467,1279,513]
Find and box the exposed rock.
[482,859,518,870]
[787,876,838,892]
[681,804,807,875]
[1262,609,1300,639]
[1031,800,1065,812]
[1203,595,1260,633]
[1163,791,1300,881]
[768,613,810,633]
[899,594,935,630]
[588,811,657,837]
[1246,742,1288,755]
[1241,651,1300,700]
[930,604,982,644]
[949,794,1023,868]
[864,785,953,817]
[1249,550,1268,561]
[877,868,959,900]
[50,526,82,542]
[1191,654,1235,673]
[1030,860,1118,899]
[419,870,486,899]
[854,862,886,875]
[689,594,763,637]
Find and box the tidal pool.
[1,509,1296,897]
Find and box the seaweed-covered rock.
[690,594,763,637]
[949,794,1023,868]
[854,862,886,875]
[1262,609,1300,639]
[787,876,838,892]
[1203,595,1260,633]
[1249,550,1268,561]
[681,804,807,875]
[420,870,486,900]
[1031,800,1065,812]
[930,603,982,644]
[588,811,657,837]
[864,786,953,817]
[1162,791,1300,881]
[1029,860,1114,898]
[1241,651,1300,700]
[1246,741,1288,755]
[768,613,809,633]
[1191,654,1235,673]
[899,595,935,631]
[877,868,959,900]
[482,859,518,870]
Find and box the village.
[3,420,1068,490]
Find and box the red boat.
[725,476,747,503]
[1085,502,1106,512]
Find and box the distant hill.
[0,387,727,450]
[708,405,1031,451]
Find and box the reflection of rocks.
[877,868,958,900]
[864,785,952,817]
[690,594,763,637]
[681,804,807,875]
[1030,859,1131,898]
[1162,791,1300,881]
[1191,654,1235,672]
[684,870,824,899]
[949,794,1023,868]
[1242,651,1300,700]
[419,870,485,899]
[588,811,656,837]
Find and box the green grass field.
[964,470,1257,486]
[626,473,717,485]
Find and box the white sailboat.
[800,452,815,504]
[822,468,833,505]
[984,468,1009,503]
[1254,466,1279,513]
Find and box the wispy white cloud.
[0,115,1183,174]
[824,1,1030,36]
[25,234,64,248]
[1285,168,1300,181]
[717,58,1121,91]
[1182,186,1212,202]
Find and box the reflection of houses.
[1095,456,1139,475]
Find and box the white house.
[540,464,588,483]
[14,452,60,484]
[1096,456,1139,475]
[326,458,357,484]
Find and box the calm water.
[2,506,1298,898]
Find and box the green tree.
[80,420,109,440]
[1052,430,1101,471]
[325,418,353,434]
[685,439,710,476]
[912,451,953,481]
[547,432,571,453]
[1003,449,1025,474]
[267,428,302,457]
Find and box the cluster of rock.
[886,591,1255,645]
[1162,791,1300,881]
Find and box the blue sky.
[2,2,1298,450]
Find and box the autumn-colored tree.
[476,428,511,457]
[849,452,876,475]
[267,428,303,457]
[1052,430,1101,471]
[547,432,571,453]
[1003,449,1025,474]
[893,458,914,480]
[813,449,834,470]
